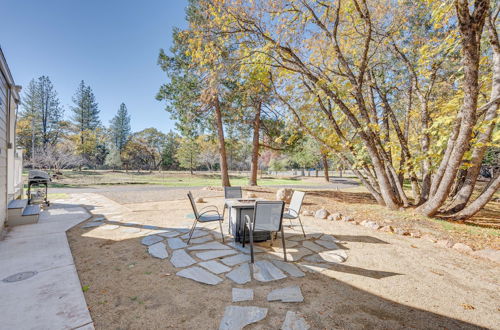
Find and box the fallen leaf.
[461,303,475,310]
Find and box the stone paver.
[219,306,268,330]
[189,236,213,244]
[142,225,160,230]
[267,286,304,303]
[232,288,254,302]
[157,231,180,238]
[228,242,265,254]
[302,241,324,252]
[271,260,305,278]
[170,249,196,268]
[141,235,164,246]
[100,224,119,230]
[81,222,102,228]
[282,311,310,330]
[221,254,251,266]
[253,260,287,282]
[93,216,105,221]
[121,227,141,233]
[226,263,251,284]
[176,266,223,285]
[196,250,238,261]
[167,237,188,250]
[148,242,168,259]
[320,234,339,242]
[318,250,347,263]
[187,242,230,251]
[199,260,231,274]
[315,240,339,250]
[181,230,209,239]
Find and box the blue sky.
[0,0,187,133]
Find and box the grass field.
[23,169,328,188]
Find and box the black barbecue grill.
[27,170,50,206]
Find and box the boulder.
[473,249,500,263]
[195,197,205,203]
[301,210,314,216]
[276,188,294,203]
[314,208,330,219]
[327,215,334,221]
[410,231,422,238]
[452,243,473,253]
[342,216,354,222]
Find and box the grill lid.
[28,170,50,181]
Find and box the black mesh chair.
[243,201,285,263]
[187,191,224,244]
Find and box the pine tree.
[109,103,131,152]
[71,80,100,134]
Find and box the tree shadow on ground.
[307,190,378,205]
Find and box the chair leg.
[249,227,254,263]
[281,226,287,262]
[218,220,225,242]
[297,215,306,237]
[242,225,246,248]
[187,219,198,244]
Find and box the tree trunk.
[447,172,500,220]
[418,0,488,216]
[249,102,261,186]
[214,96,231,187]
[322,154,330,182]
[445,15,500,213]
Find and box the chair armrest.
[244,214,253,230]
[199,205,219,213]
[287,209,299,217]
[198,209,221,218]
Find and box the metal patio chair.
[223,186,243,232]
[283,190,306,237]
[242,201,286,263]
[186,191,224,244]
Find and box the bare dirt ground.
[66,188,500,329]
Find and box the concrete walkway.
[0,201,94,330]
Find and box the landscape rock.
[410,231,422,238]
[394,228,411,236]
[226,263,251,284]
[277,188,294,203]
[219,306,268,330]
[314,209,329,219]
[342,216,354,222]
[473,249,500,263]
[331,213,342,221]
[148,242,168,259]
[301,210,314,216]
[379,225,394,233]
[195,197,205,203]
[360,220,380,230]
[326,215,334,221]
[452,243,473,253]
[282,311,310,330]
[176,266,223,285]
[436,239,454,248]
[232,288,254,302]
[267,286,304,303]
